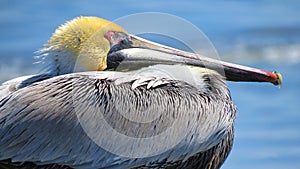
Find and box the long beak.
[107,34,282,86]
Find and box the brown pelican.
[0,16,282,169]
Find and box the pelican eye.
[104,31,114,42]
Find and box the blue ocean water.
[0,1,299,169]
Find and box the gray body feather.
[0,65,236,169]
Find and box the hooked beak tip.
[273,71,283,87]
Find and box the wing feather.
[0,69,236,168]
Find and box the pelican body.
[0,17,282,169]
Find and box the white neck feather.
[38,47,94,76]
[38,47,78,75]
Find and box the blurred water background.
[0,1,299,169]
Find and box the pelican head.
[42,16,126,74]
[41,16,282,86]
